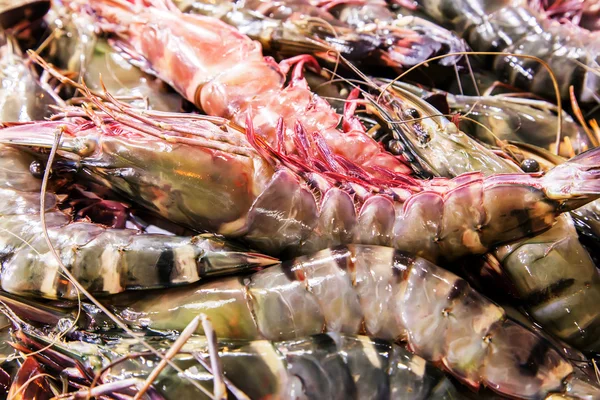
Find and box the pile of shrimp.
[0,0,599,399]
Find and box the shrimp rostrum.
[4,244,599,399]
[0,144,277,299]
[9,327,464,400]
[2,88,600,259]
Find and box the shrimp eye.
[404,108,420,119]
[387,139,404,155]
[29,160,46,179]
[520,158,540,173]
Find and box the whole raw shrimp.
[4,245,599,399]
[414,0,600,105]
[2,88,600,261]
[366,79,600,353]
[9,327,464,400]
[72,0,426,178]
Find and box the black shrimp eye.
[29,160,46,179]
[387,139,405,155]
[404,108,420,120]
[521,158,540,173]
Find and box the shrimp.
[2,88,600,259]
[0,144,277,299]
[10,328,464,400]
[414,0,600,105]
[373,80,600,353]
[177,0,467,72]
[72,0,417,178]
[315,0,469,67]
[4,244,600,399]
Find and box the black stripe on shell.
[155,248,175,286]
[522,278,575,306]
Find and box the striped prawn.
[8,327,464,400]
[1,87,600,259]
[367,79,600,353]
[0,144,276,299]
[3,245,599,399]
[70,0,421,178]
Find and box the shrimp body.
[13,329,464,400]
[2,105,599,260]
[0,145,277,299]
[13,245,598,399]
[416,0,600,104]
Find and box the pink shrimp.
[73,0,414,177]
[2,87,600,259]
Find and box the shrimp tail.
[542,146,600,206]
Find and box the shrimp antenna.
[335,52,382,93]
[200,315,227,400]
[193,321,251,400]
[315,66,414,152]
[464,47,480,97]
[85,351,156,398]
[320,68,376,104]
[569,85,599,149]
[302,15,342,80]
